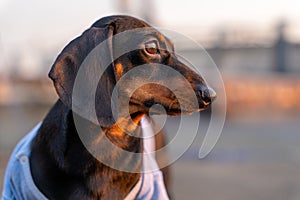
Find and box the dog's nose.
[203,88,217,103]
[196,86,217,104]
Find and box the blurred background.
[1,0,300,199]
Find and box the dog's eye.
[145,41,159,55]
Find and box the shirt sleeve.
[2,155,17,200]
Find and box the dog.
[2,15,216,200]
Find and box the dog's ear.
[49,24,117,127]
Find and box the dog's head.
[49,15,216,127]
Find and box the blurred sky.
[0,0,299,78]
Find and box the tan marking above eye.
[157,34,166,43]
[145,41,159,55]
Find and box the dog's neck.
[30,100,144,199]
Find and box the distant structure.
[274,20,288,73]
[202,20,300,74]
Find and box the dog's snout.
[196,85,217,104]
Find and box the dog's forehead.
[113,27,174,52]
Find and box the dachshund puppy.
[2,15,215,200]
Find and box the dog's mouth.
[126,83,216,117]
[164,101,212,116]
[129,94,214,116]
